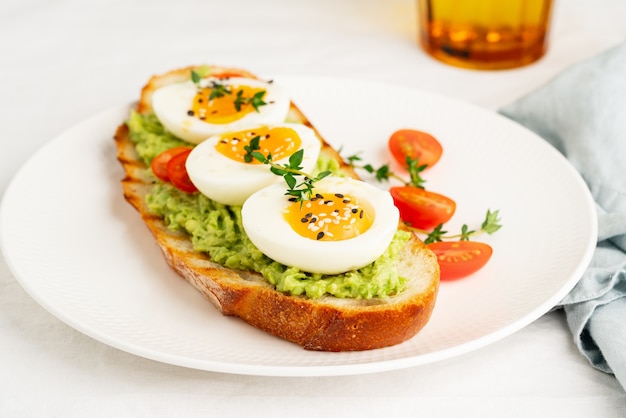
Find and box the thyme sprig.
[207,81,232,100]
[244,136,331,201]
[345,153,426,188]
[344,151,502,242]
[418,210,502,244]
[233,89,267,112]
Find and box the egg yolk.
[284,193,373,241]
[190,83,266,124]
[215,126,302,164]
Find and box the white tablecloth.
[1,0,625,416]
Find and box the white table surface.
[1,0,625,416]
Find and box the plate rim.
[0,76,598,377]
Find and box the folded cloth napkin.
[499,42,626,391]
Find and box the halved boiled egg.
[242,176,400,275]
[186,123,321,206]
[152,77,290,144]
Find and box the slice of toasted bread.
[114,66,439,351]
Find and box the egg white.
[151,77,291,144]
[185,123,321,206]
[241,176,400,275]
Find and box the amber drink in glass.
[417,0,553,70]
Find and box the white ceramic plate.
[0,76,597,377]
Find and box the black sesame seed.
[359,210,364,218]
[309,217,318,223]
[351,208,358,214]
[187,110,194,116]
[288,197,297,202]
[324,200,333,205]
[316,231,324,240]
[334,193,344,198]
[300,217,309,223]
[305,212,313,218]
[316,193,323,199]
[343,199,350,203]
[198,98,203,103]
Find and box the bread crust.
[114,66,439,351]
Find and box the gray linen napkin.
[499,42,626,391]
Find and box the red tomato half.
[214,70,250,79]
[151,146,193,182]
[166,149,198,193]
[428,241,493,281]
[389,186,455,230]
[389,129,443,170]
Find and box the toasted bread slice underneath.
[114,66,439,351]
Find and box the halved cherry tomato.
[166,149,198,193]
[389,186,455,230]
[389,129,443,170]
[214,70,250,79]
[427,241,493,281]
[151,146,193,182]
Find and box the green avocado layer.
[127,111,409,299]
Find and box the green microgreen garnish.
[244,136,331,202]
[420,210,502,244]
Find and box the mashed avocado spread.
[127,111,410,299]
